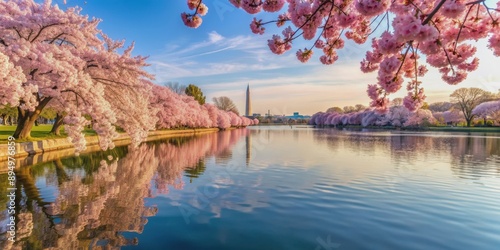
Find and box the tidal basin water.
[1,126,500,249]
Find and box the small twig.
[454,5,474,52]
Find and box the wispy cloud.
[149,30,299,81]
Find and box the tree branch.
[423,0,447,25]
[31,23,62,42]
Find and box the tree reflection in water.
[0,129,247,249]
[312,129,500,180]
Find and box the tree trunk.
[54,159,69,185]
[13,98,52,139]
[13,111,39,139]
[50,113,64,136]
[1,114,5,125]
[466,119,472,127]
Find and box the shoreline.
[311,125,500,133]
[0,127,225,173]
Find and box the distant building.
[285,112,311,120]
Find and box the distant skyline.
[59,0,500,115]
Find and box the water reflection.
[1,127,499,249]
[0,129,248,249]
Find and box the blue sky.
[58,0,500,115]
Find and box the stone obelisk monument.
[245,84,251,117]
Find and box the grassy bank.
[426,126,500,133]
[314,124,500,133]
[0,125,97,143]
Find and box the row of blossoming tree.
[183,0,500,113]
[310,98,500,127]
[0,0,257,153]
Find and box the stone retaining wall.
[0,128,220,173]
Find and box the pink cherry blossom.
[355,0,391,17]
[250,18,265,35]
[187,0,201,10]
[442,71,467,85]
[197,3,208,16]
[268,34,291,55]
[277,12,290,27]
[181,12,202,28]
[403,89,426,112]
[488,34,500,56]
[263,0,285,12]
[403,109,436,127]
[296,48,313,63]
[441,0,466,19]
[0,51,26,107]
[377,31,400,55]
[241,0,262,14]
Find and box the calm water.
[1,126,500,249]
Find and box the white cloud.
[208,31,224,43]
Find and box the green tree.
[0,104,17,125]
[40,107,57,120]
[450,88,490,127]
[185,84,206,105]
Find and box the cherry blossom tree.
[378,105,410,126]
[442,109,465,125]
[472,99,500,125]
[403,109,436,127]
[432,111,446,124]
[1,0,155,152]
[183,0,500,112]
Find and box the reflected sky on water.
[1,127,500,249]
